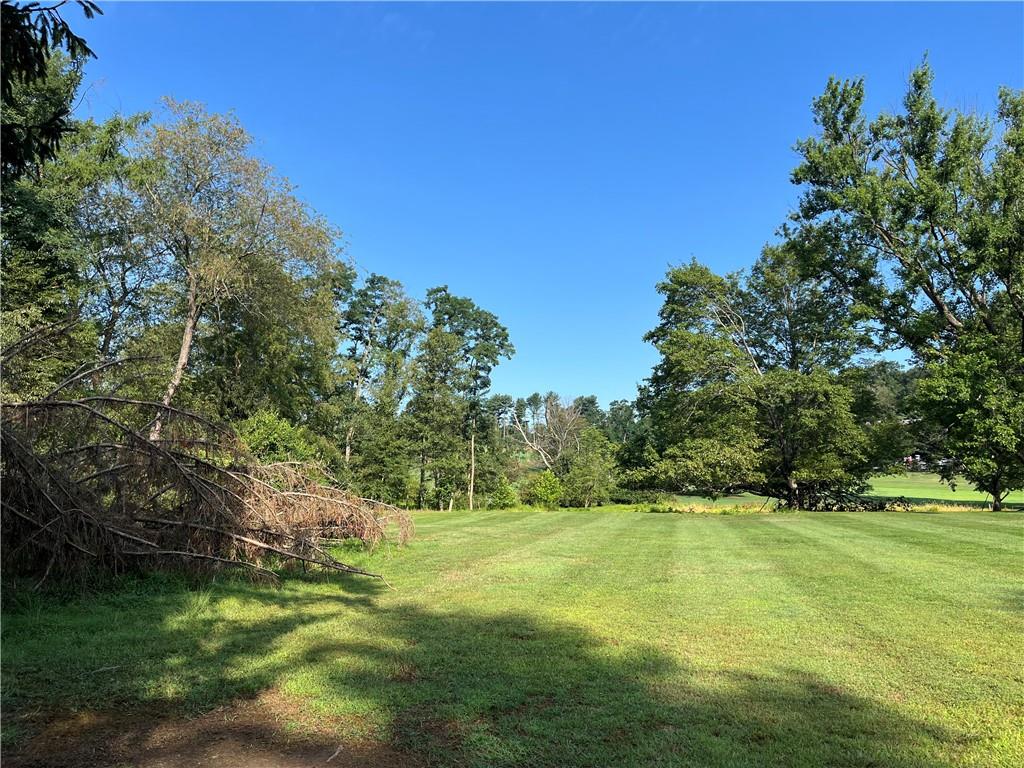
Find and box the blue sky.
[75,2,1022,405]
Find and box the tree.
[605,399,639,444]
[521,470,563,509]
[840,361,920,474]
[1,53,85,319]
[572,395,606,431]
[511,392,585,470]
[915,332,1024,509]
[137,100,345,438]
[1,0,102,182]
[560,427,617,507]
[405,287,513,509]
[792,61,1024,507]
[0,54,98,402]
[337,274,423,464]
[57,113,164,362]
[638,245,875,508]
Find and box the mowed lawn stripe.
[756,514,1023,763]
[845,512,1024,554]
[807,513,1022,588]
[717,515,1021,766]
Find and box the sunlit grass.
[868,472,1024,507]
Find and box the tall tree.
[792,61,1024,507]
[639,245,876,508]
[337,274,423,464]
[0,54,96,401]
[1,0,101,182]
[405,286,513,509]
[137,100,345,438]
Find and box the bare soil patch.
[3,691,419,768]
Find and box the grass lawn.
[3,509,1022,766]
[660,473,1024,510]
[868,473,1024,508]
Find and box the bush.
[488,475,519,509]
[559,428,617,507]
[521,470,563,509]
[235,409,336,468]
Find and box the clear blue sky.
[76,2,1022,405]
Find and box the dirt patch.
[3,691,420,768]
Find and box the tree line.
[2,0,1021,558]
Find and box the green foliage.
[234,409,338,469]
[487,474,519,509]
[406,286,513,509]
[559,427,617,507]
[1,1,101,181]
[792,61,1024,507]
[0,54,85,318]
[639,246,874,508]
[915,333,1024,508]
[521,469,563,509]
[605,399,640,444]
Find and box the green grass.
[662,473,1024,510]
[3,509,1023,766]
[868,473,1024,508]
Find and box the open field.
[867,474,1024,508]
[3,508,1023,767]
[660,473,1024,511]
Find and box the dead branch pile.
[1,375,412,587]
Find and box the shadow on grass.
[2,574,953,768]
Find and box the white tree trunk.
[150,283,200,441]
[468,432,476,511]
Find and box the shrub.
[488,475,519,509]
[235,409,331,466]
[521,470,563,509]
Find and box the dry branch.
[1,354,412,587]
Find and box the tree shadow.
[305,605,950,768]
[3,574,956,767]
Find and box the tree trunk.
[786,476,798,509]
[417,453,426,509]
[99,306,121,361]
[344,368,367,465]
[344,425,355,465]
[990,474,1004,511]
[150,282,200,441]
[468,433,475,511]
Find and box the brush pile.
[1,344,412,587]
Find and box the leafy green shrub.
[560,428,617,507]
[235,409,333,466]
[488,475,519,509]
[521,470,563,509]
